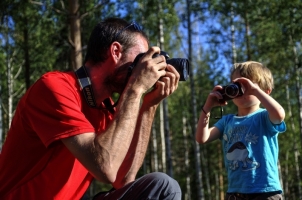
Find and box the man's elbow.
[95,168,130,190]
[94,165,119,184]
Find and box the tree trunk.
[5,16,13,129]
[203,147,211,199]
[182,114,191,200]
[215,173,219,200]
[163,100,173,177]
[69,0,82,70]
[151,123,159,171]
[286,77,301,198]
[160,104,166,172]
[230,3,237,64]
[289,22,302,195]
[160,11,173,175]
[186,0,204,199]
[289,38,302,160]
[23,15,30,90]
[284,151,289,196]
[243,1,251,60]
[158,0,172,175]
[218,142,224,200]
[7,56,13,129]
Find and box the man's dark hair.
[84,17,148,64]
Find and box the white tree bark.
[186,0,204,199]
[182,115,191,200]
[69,0,82,70]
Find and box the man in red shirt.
[0,17,181,199]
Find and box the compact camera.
[218,82,244,103]
[129,51,190,81]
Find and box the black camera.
[129,51,189,81]
[218,82,244,103]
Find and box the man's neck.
[84,62,112,107]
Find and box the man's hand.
[142,64,180,108]
[127,47,168,95]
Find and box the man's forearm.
[113,104,158,188]
[95,88,144,183]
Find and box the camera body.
[218,82,244,103]
[129,51,190,81]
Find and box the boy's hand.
[232,77,260,95]
[203,85,228,111]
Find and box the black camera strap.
[75,66,97,108]
[75,66,115,114]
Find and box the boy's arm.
[253,88,285,124]
[195,87,225,144]
[195,108,221,144]
[234,77,285,124]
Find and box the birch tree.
[69,0,82,70]
[186,0,204,199]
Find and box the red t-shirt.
[0,71,114,199]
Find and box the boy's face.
[231,72,260,108]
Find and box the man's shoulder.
[24,70,80,105]
[32,71,78,91]
[40,71,76,83]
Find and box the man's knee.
[94,172,182,200]
[146,172,180,188]
[141,172,181,199]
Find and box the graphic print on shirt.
[223,126,260,171]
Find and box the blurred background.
[0,0,301,199]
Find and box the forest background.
[0,0,301,199]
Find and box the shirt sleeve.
[262,110,286,135]
[22,72,95,147]
[214,115,230,139]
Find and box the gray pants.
[225,192,282,200]
[93,172,182,200]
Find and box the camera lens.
[134,51,190,81]
[166,58,190,81]
[225,84,240,98]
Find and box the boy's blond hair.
[231,61,274,92]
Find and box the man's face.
[107,34,148,94]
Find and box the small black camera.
[129,51,190,81]
[218,82,244,103]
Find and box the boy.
[196,61,286,199]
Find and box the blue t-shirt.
[214,108,286,193]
